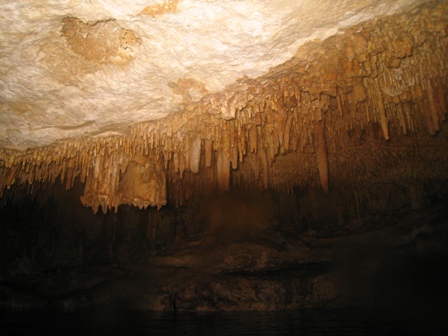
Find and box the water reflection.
[1,307,445,336]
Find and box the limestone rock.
[0,0,427,149]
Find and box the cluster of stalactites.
[0,1,447,213]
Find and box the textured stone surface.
[0,0,426,150]
[1,1,446,213]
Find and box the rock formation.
[0,0,447,313]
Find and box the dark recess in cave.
[1,177,447,317]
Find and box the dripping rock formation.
[0,0,447,315]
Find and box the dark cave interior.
[1,177,447,318]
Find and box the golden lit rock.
[118,160,167,210]
[139,0,180,17]
[0,0,429,149]
[62,17,142,65]
[0,0,447,213]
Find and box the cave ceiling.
[0,0,428,150]
[0,0,447,213]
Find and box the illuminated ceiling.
[0,0,426,150]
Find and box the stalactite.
[426,78,442,134]
[316,120,329,194]
[230,146,238,170]
[373,78,390,140]
[435,79,447,120]
[259,148,269,189]
[217,151,230,191]
[0,1,447,211]
[190,136,202,174]
[395,99,407,135]
[283,115,293,152]
[249,125,258,153]
[204,139,213,168]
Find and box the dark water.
[1,307,445,336]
